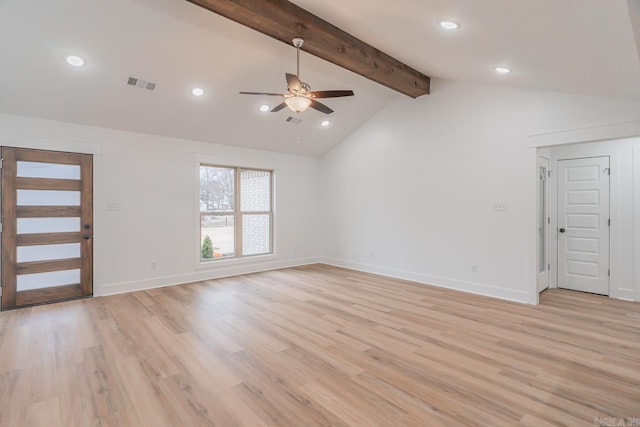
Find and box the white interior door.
[557,157,610,295]
[537,156,550,292]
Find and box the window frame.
[199,163,274,263]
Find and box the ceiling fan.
[240,38,354,115]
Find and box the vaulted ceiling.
[1,0,640,157]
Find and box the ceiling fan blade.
[286,73,302,93]
[271,102,287,112]
[309,99,334,114]
[309,90,354,99]
[239,91,283,96]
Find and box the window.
[199,165,273,261]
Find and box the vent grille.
[127,76,156,91]
[285,116,302,124]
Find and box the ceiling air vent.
[127,76,156,91]
[285,116,302,124]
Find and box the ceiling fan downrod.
[292,37,304,81]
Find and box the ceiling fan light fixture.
[285,96,311,113]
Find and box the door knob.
[83,234,93,240]
[559,228,566,233]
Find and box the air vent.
[127,76,156,91]
[285,116,302,124]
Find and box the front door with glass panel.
[1,147,93,309]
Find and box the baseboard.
[611,288,636,301]
[319,257,531,304]
[95,255,532,304]
[95,256,320,297]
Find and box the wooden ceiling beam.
[186,0,430,97]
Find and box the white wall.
[3,78,640,306]
[0,113,321,297]
[546,138,640,301]
[319,79,640,304]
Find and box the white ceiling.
[1,0,640,157]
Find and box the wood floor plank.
[114,356,176,427]
[0,264,638,426]
[25,396,62,427]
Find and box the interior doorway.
[556,156,610,295]
[1,147,93,309]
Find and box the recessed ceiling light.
[259,104,270,112]
[321,120,331,127]
[495,66,512,74]
[191,88,205,96]
[439,20,460,30]
[65,55,85,67]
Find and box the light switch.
[106,202,121,211]
[494,202,508,211]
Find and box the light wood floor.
[0,264,638,426]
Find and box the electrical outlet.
[150,261,157,270]
[471,265,478,273]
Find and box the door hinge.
[547,217,550,224]
[608,218,610,226]
[548,170,551,177]
[548,263,550,270]
[608,269,610,277]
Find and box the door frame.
[0,146,94,309]
[0,136,100,312]
[546,144,624,299]
[536,155,550,292]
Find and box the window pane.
[201,215,235,260]
[17,269,80,291]
[17,217,81,234]
[242,214,271,256]
[240,170,271,212]
[200,166,235,212]
[17,243,81,263]
[17,190,81,206]
[17,162,80,179]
